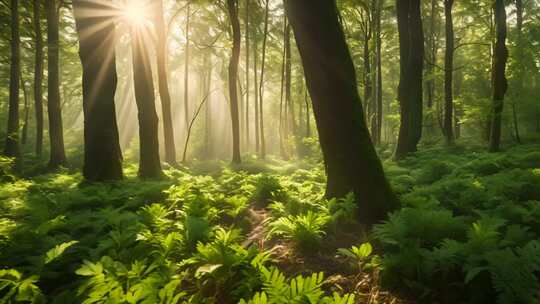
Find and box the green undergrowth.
[0,159,360,304]
[1,144,539,303]
[379,143,540,303]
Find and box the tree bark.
[285,0,398,225]
[488,0,508,152]
[73,0,123,181]
[33,0,44,156]
[258,0,269,159]
[279,14,288,159]
[46,0,67,168]
[155,0,177,166]
[512,0,523,144]
[395,0,424,159]
[253,39,260,154]
[245,0,250,149]
[226,0,242,164]
[21,75,29,145]
[374,0,383,145]
[131,27,162,178]
[443,0,454,144]
[4,0,21,160]
[285,19,295,140]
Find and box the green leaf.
[356,243,373,259]
[464,266,488,284]
[195,264,222,278]
[44,241,79,264]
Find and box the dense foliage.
[1,143,539,303]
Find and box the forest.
[0,0,539,303]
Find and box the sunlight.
[120,0,151,26]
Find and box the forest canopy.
[0,0,539,303]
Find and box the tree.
[512,0,523,144]
[33,0,44,156]
[373,0,383,145]
[131,24,163,178]
[73,0,123,181]
[244,0,250,148]
[285,0,398,224]
[155,0,177,166]
[46,0,67,168]
[4,0,21,161]
[226,0,242,164]
[488,0,508,152]
[395,0,424,159]
[258,0,269,159]
[443,0,455,144]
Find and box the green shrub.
[268,211,330,252]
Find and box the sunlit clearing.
[121,0,150,26]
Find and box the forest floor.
[1,142,539,303]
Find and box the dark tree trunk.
[155,0,177,166]
[245,0,250,149]
[21,75,29,145]
[374,0,383,145]
[33,0,44,156]
[183,3,191,137]
[512,0,523,144]
[46,0,67,168]
[131,28,162,178]
[362,18,372,133]
[258,0,269,159]
[73,0,123,181]
[227,0,242,164]
[4,0,21,160]
[426,0,436,110]
[443,0,454,144]
[285,0,398,225]
[488,0,508,152]
[395,0,424,159]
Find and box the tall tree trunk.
[226,0,242,164]
[285,19,295,139]
[183,2,190,136]
[131,28,162,178]
[363,18,372,134]
[426,0,436,109]
[512,0,523,144]
[46,0,67,168]
[279,14,288,159]
[253,39,260,153]
[155,0,177,165]
[4,0,21,160]
[285,0,398,225]
[443,0,454,144]
[305,83,311,137]
[21,75,29,145]
[33,0,44,156]
[374,0,383,145]
[488,0,508,152]
[258,0,269,159]
[245,0,250,149]
[73,0,123,181]
[395,0,424,159]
